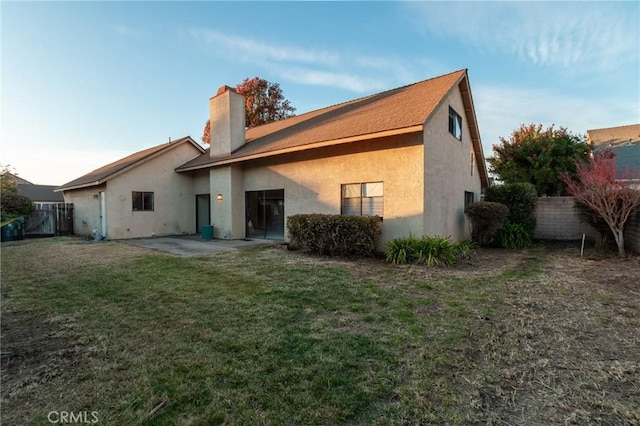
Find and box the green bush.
[0,192,33,217]
[287,214,381,257]
[465,201,509,246]
[385,235,476,267]
[485,183,537,235]
[498,223,532,249]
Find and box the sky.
[2,1,639,186]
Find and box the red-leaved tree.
[202,77,295,144]
[561,151,640,257]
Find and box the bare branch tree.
[561,151,640,257]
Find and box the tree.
[1,164,18,194]
[489,123,590,196]
[561,151,640,257]
[202,77,296,144]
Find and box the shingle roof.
[56,136,204,191]
[587,124,640,146]
[17,184,65,202]
[177,69,470,171]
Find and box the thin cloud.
[185,28,428,94]
[187,28,339,66]
[406,2,639,71]
[114,24,147,40]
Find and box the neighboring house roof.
[17,184,65,202]
[56,136,205,191]
[2,172,33,185]
[587,123,640,146]
[588,124,640,180]
[176,69,488,187]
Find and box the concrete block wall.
[533,196,595,241]
[624,209,640,254]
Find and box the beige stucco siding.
[192,170,210,195]
[104,145,198,239]
[62,185,106,237]
[240,134,425,246]
[423,86,482,241]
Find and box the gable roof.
[587,124,640,146]
[17,184,65,202]
[176,69,488,187]
[56,136,204,192]
[1,172,33,185]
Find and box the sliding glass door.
[245,189,284,240]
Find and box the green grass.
[2,238,638,425]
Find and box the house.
[56,137,205,239]
[58,69,489,246]
[587,124,640,181]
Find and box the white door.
[99,191,107,238]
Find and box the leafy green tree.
[488,124,590,196]
[202,77,296,143]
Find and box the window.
[464,191,475,211]
[448,106,462,140]
[470,151,475,176]
[132,191,154,211]
[341,182,383,217]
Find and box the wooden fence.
[26,203,74,237]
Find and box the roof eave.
[176,125,424,172]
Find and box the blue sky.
[2,1,639,185]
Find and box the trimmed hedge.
[485,183,537,236]
[287,214,381,257]
[465,201,509,246]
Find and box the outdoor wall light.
[216,193,223,201]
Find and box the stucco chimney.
[210,85,246,157]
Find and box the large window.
[132,191,154,211]
[341,182,383,217]
[448,106,462,140]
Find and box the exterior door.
[245,189,284,240]
[196,194,211,233]
[99,191,107,238]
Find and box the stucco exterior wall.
[209,165,245,239]
[423,86,482,241]
[192,170,210,195]
[238,134,425,247]
[104,144,198,239]
[63,142,202,240]
[62,185,105,237]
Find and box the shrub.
[0,192,33,218]
[498,223,532,249]
[465,201,509,246]
[384,235,420,264]
[287,214,381,257]
[485,183,537,236]
[385,235,476,267]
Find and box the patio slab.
[121,234,279,257]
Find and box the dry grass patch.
[1,237,639,425]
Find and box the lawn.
[1,237,639,425]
